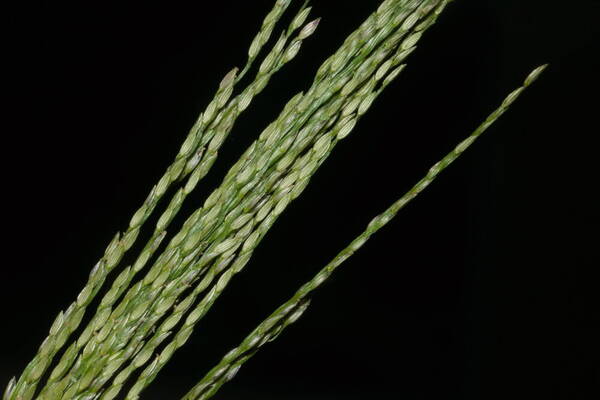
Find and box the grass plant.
[3,1,545,399]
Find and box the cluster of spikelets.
[3,1,545,399]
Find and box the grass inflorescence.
[3,1,546,400]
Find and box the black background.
[2,0,599,399]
